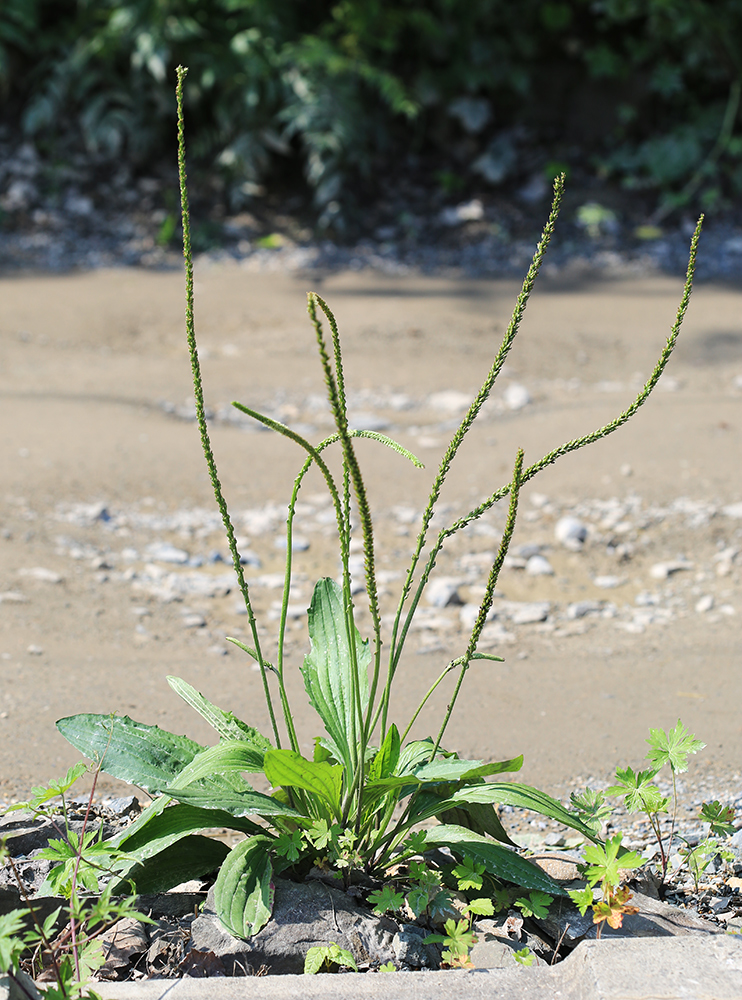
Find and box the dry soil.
[0,261,740,807]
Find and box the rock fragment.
[555,516,587,551]
[526,554,554,576]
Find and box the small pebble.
[593,575,625,589]
[695,595,714,613]
[146,543,189,564]
[18,567,63,584]
[504,383,531,410]
[555,516,587,551]
[426,578,463,608]
[650,560,692,580]
[526,554,554,576]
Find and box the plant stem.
[175,66,281,747]
[382,178,564,736]
[430,448,523,759]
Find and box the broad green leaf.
[264,749,343,817]
[168,741,266,787]
[166,677,273,753]
[300,578,370,774]
[413,755,523,783]
[57,714,206,793]
[397,739,436,775]
[214,836,274,939]
[111,835,229,895]
[369,724,401,781]
[439,801,517,847]
[164,785,301,819]
[114,802,262,862]
[449,783,600,842]
[425,826,566,896]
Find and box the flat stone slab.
[82,936,742,1000]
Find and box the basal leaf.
[300,578,370,774]
[111,835,229,895]
[369,724,401,781]
[168,741,266,787]
[263,749,343,817]
[214,836,274,939]
[164,785,301,819]
[413,754,523,783]
[425,826,566,896]
[397,739,436,775]
[166,677,274,753]
[449,783,600,842]
[56,714,205,794]
[439,801,517,847]
[114,802,262,863]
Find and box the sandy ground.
[0,260,740,808]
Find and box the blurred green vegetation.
[2,0,742,220]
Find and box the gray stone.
[537,890,723,946]
[392,925,439,968]
[87,936,742,999]
[146,543,190,564]
[505,601,550,625]
[190,879,398,974]
[567,600,604,620]
[426,578,464,608]
[555,516,587,551]
[0,971,43,1000]
[525,555,553,577]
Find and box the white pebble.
[526,555,554,576]
[19,567,63,584]
[555,516,587,551]
[504,383,531,411]
[507,601,550,624]
[428,390,472,415]
[567,600,603,620]
[650,560,692,580]
[722,502,742,519]
[146,543,189,564]
[695,595,714,613]
[593,575,625,589]
[426,578,463,608]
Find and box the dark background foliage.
[2,0,742,227]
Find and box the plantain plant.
[54,67,704,947]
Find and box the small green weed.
[0,759,151,998]
[44,69,706,970]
